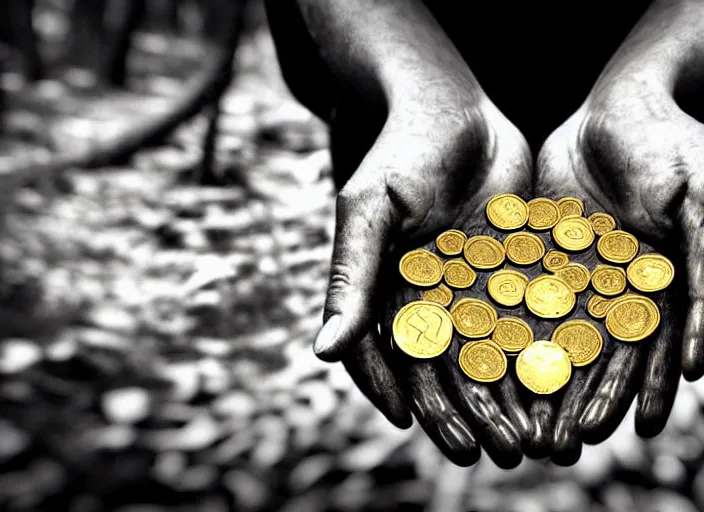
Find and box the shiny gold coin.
[492,316,534,353]
[557,197,584,217]
[435,229,467,256]
[525,275,576,319]
[588,212,617,236]
[503,231,546,266]
[627,253,675,293]
[458,340,507,382]
[487,269,529,307]
[591,264,627,297]
[392,301,454,358]
[463,235,506,270]
[443,259,477,289]
[485,193,529,231]
[605,294,660,342]
[516,340,572,394]
[551,320,603,367]
[399,249,444,287]
[421,283,454,307]
[543,249,570,272]
[586,293,613,320]
[552,215,595,252]
[527,198,561,231]
[554,262,591,293]
[597,230,639,264]
[450,298,498,339]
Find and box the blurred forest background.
[1,1,704,511]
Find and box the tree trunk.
[101,0,146,87]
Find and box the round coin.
[554,262,591,293]
[487,269,529,307]
[586,293,613,320]
[463,235,506,270]
[588,212,617,236]
[399,249,444,287]
[552,215,595,252]
[421,283,454,307]
[485,194,529,231]
[557,197,584,217]
[543,249,570,272]
[591,264,627,296]
[392,301,454,358]
[627,253,675,293]
[503,231,546,266]
[458,340,507,382]
[516,340,572,394]
[450,298,498,338]
[443,258,477,289]
[525,275,576,319]
[551,320,603,366]
[605,294,660,342]
[527,198,561,231]
[436,229,467,256]
[492,316,534,353]
[597,230,639,264]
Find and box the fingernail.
[314,315,342,355]
[580,398,606,430]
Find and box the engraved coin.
[588,212,617,236]
[485,194,529,230]
[627,253,675,292]
[525,275,576,319]
[458,340,508,382]
[597,230,639,264]
[543,249,570,272]
[443,258,477,289]
[503,231,546,265]
[516,340,572,394]
[487,269,529,307]
[551,319,603,367]
[605,294,660,342]
[557,197,584,217]
[527,198,561,231]
[463,235,506,270]
[591,264,627,296]
[421,283,454,307]
[554,262,591,293]
[552,215,595,252]
[436,229,467,256]
[586,293,613,320]
[450,298,498,338]
[399,249,444,287]
[492,316,533,353]
[392,301,454,358]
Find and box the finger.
[342,330,413,429]
[680,200,704,380]
[523,397,556,460]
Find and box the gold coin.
[525,275,576,319]
[557,197,584,217]
[586,293,613,320]
[421,283,454,307]
[487,269,529,307]
[543,249,570,272]
[588,212,617,236]
[399,249,444,287]
[463,235,506,270]
[527,198,561,230]
[552,215,595,252]
[554,262,591,293]
[591,264,627,296]
[516,340,572,394]
[443,258,477,289]
[551,320,603,367]
[492,316,533,353]
[458,340,507,382]
[627,253,675,293]
[605,294,660,342]
[597,230,639,264]
[450,298,498,338]
[503,232,546,265]
[485,193,529,231]
[436,229,467,256]
[392,301,454,358]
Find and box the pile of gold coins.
[392,194,675,395]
